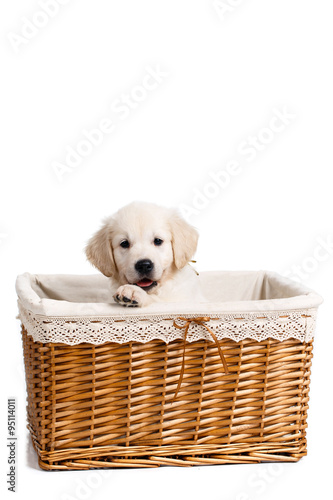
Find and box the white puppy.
[85,201,203,307]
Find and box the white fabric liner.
[16,271,323,345]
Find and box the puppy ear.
[85,218,117,277]
[170,212,199,269]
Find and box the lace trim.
[18,302,317,345]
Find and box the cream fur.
[85,202,202,307]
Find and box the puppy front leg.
[113,284,155,307]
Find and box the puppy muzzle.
[132,260,157,291]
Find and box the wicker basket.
[17,271,322,470]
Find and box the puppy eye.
[154,238,163,246]
[120,240,130,249]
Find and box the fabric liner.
[16,270,323,318]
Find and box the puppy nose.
[135,259,154,274]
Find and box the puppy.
[85,201,203,307]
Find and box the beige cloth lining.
[16,270,323,317]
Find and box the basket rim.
[19,303,318,345]
[15,270,323,319]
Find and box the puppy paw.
[113,285,150,307]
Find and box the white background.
[1,1,332,499]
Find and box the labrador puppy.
[85,201,203,307]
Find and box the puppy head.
[85,202,198,292]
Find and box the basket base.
[31,436,307,470]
